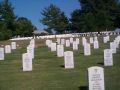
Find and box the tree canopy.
[41,4,69,34]
[71,0,120,33]
[0,0,35,40]
[15,17,35,37]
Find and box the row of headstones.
[34,31,119,39]
[90,36,119,90]
[46,37,100,56]
[10,37,33,40]
[45,37,99,68]
[45,35,120,90]
[0,42,17,60]
[94,36,120,90]
[46,35,120,67]
[104,35,120,66]
[45,37,109,90]
[9,31,119,40]
[22,39,35,71]
[21,35,119,90]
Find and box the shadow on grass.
[54,54,57,56]
[60,65,64,68]
[97,62,104,65]
[80,52,84,55]
[79,86,88,90]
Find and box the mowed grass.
[0,36,120,90]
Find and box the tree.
[0,0,16,40]
[0,0,16,33]
[114,3,120,28]
[0,0,35,40]
[15,17,35,37]
[71,0,120,33]
[41,4,69,34]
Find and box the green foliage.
[0,0,35,40]
[71,0,120,32]
[0,0,16,32]
[15,17,35,37]
[41,4,69,34]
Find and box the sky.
[6,0,80,30]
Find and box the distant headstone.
[51,43,56,51]
[110,42,116,53]
[104,49,113,66]
[61,39,65,45]
[82,37,87,46]
[94,37,98,41]
[5,45,11,53]
[84,43,91,56]
[103,37,107,43]
[0,48,4,60]
[57,38,61,44]
[76,38,80,44]
[64,51,74,69]
[27,45,34,59]
[30,39,35,48]
[22,53,32,71]
[90,37,93,44]
[11,42,16,49]
[73,41,78,50]
[46,40,51,47]
[94,41,99,49]
[66,40,70,47]
[106,35,110,41]
[88,66,105,90]
[57,45,64,57]
[70,37,73,43]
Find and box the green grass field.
[0,36,120,90]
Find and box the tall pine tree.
[41,4,68,34]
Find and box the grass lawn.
[0,36,120,90]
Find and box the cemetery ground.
[0,36,120,90]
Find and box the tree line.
[41,0,120,34]
[0,0,35,40]
[0,0,120,40]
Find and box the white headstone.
[30,39,35,48]
[11,42,16,49]
[110,42,116,53]
[104,49,113,66]
[5,45,11,53]
[46,40,50,46]
[94,41,99,49]
[82,37,87,46]
[61,39,65,45]
[51,43,56,51]
[66,40,70,47]
[88,66,105,90]
[57,45,64,57]
[0,48,4,60]
[73,41,78,50]
[64,51,74,69]
[94,37,98,41]
[27,45,34,59]
[46,40,52,48]
[84,43,91,56]
[76,38,80,44]
[90,37,94,44]
[70,37,73,43]
[57,38,61,44]
[103,37,107,43]
[22,53,32,71]
[106,36,110,42]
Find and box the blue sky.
[7,0,80,30]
